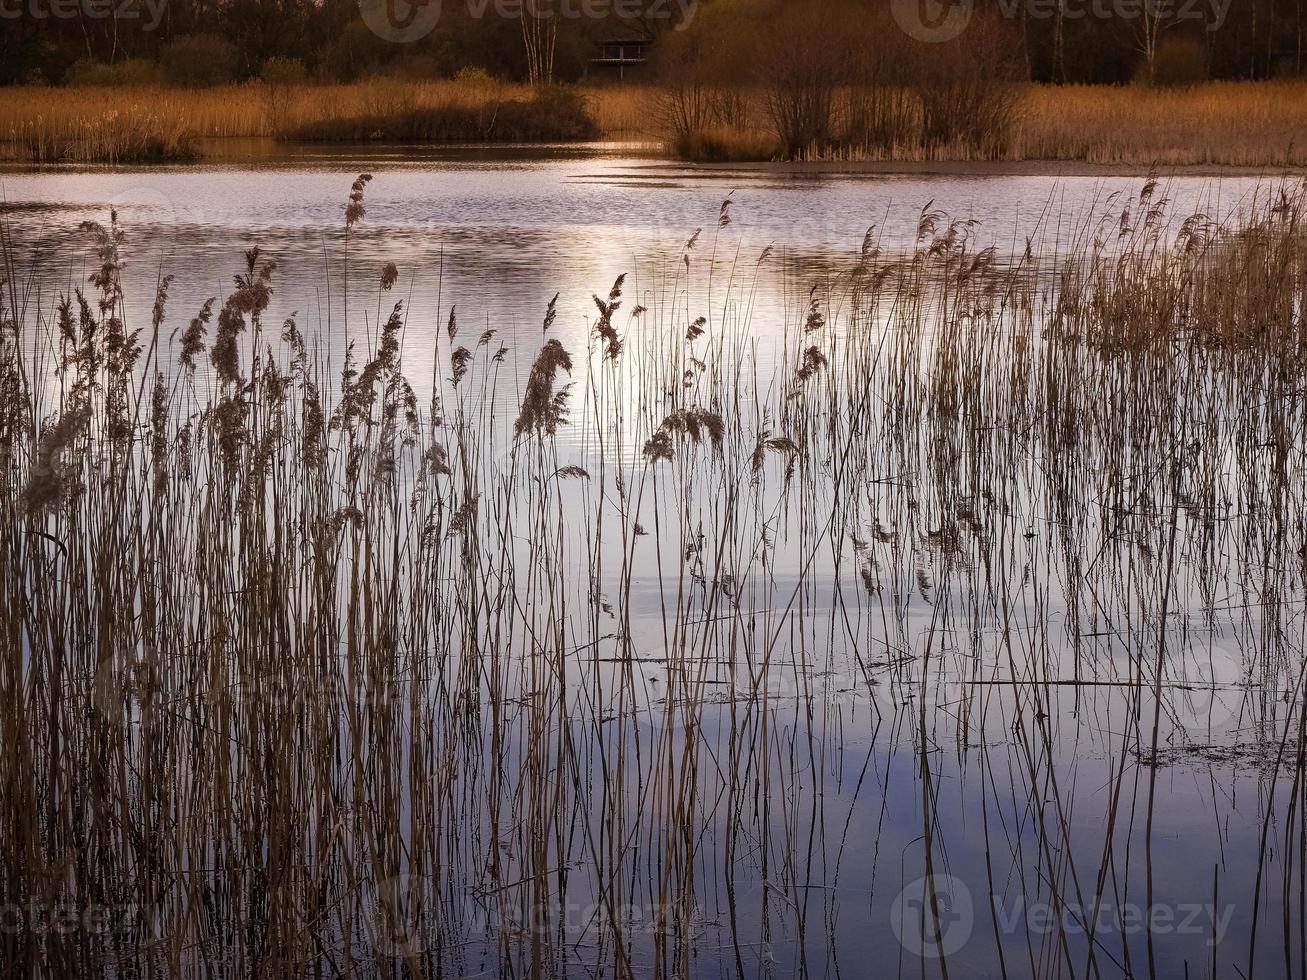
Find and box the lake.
[2,146,1303,979]
[1,144,1273,404]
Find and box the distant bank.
[2,80,1305,170]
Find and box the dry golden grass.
[12,108,199,164]
[633,80,1307,165]
[654,81,1307,165]
[4,79,1307,165]
[1017,81,1307,166]
[581,83,660,140]
[1,84,271,141]
[673,125,782,162]
[0,79,628,159]
[0,79,539,139]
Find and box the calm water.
[4,147,1302,978]
[0,145,1272,401]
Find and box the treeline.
[1,0,673,85]
[656,1,1025,158]
[668,0,1307,89]
[2,0,1304,86]
[1010,0,1306,83]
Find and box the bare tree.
[756,0,848,156]
[651,2,754,140]
[1132,0,1181,83]
[520,0,557,86]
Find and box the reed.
[0,79,595,161]
[9,107,199,164]
[2,173,1307,977]
[284,85,597,142]
[1017,80,1307,166]
[667,81,1307,164]
[651,79,1307,164]
[5,80,1307,165]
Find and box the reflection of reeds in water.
[4,175,1307,977]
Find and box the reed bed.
[0,79,591,161]
[1018,81,1307,167]
[651,80,1307,164]
[3,175,1307,978]
[1,79,534,139]
[8,107,200,165]
[664,81,1307,164]
[1,85,266,162]
[6,80,1307,165]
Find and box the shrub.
[161,34,240,87]
[284,85,598,142]
[652,5,753,141]
[1150,36,1209,87]
[756,0,846,155]
[505,86,597,140]
[839,7,917,152]
[673,126,780,162]
[390,54,441,80]
[64,58,163,86]
[315,25,390,83]
[261,56,307,86]
[259,58,307,134]
[913,15,1022,157]
[454,66,496,85]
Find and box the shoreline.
[6,80,1307,171]
[668,158,1307,179]
[3,138,1302,179]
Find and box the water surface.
[3,147,1302,980]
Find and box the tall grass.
[652,81,1307,165]
[3,174,1307,977]
[0,79,600,161]
[1018,80,1307,166]
[9,107,199,164]
[284,85,597,142]
[6,80,1307,164]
